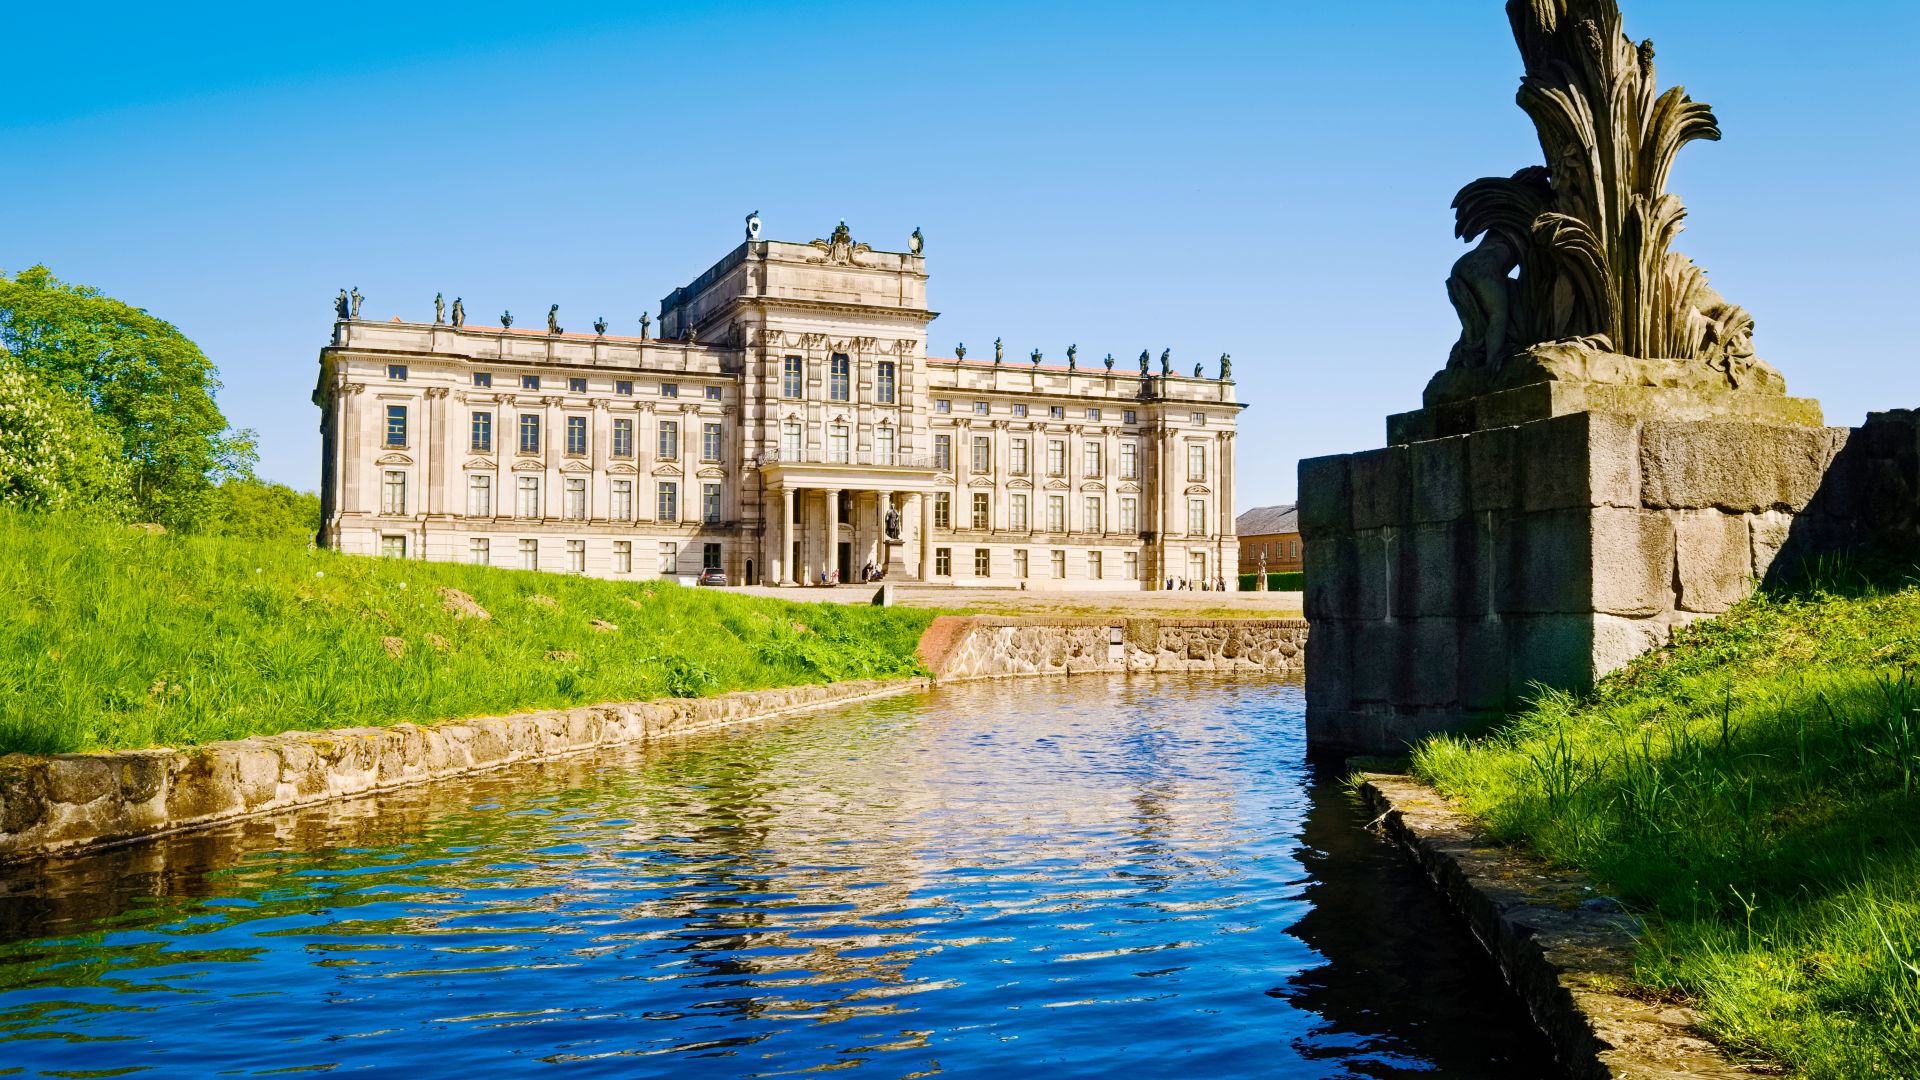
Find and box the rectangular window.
[1051,550,1066,578]
[1047,439,1066,477]
[702,422,723,462]
[470,411,492,452]
[1188,497,1208,535]
[1188,443,1207,482]
[934,434,952,471]
[658,542,677,574]
[702,483,721,524]
[521,374,540,391]
[467,474,492,517]
[564,477,586,520]
[658,420,679,459]
[974,548,991,576]
[612,418,633,458]
[876,425,896,464]
[517,475,540,518]
[469,537,490,565]
[387,364,407,381]
[876,360,896,404]
[971,436,991,474]
[382,534,407,558]
[1014,549,1029,579]
[1121,497,1138,533]
[829,353,850,402]
[973,401,989,416]
[970,492,989,531]
[519,538,538,570]
[612,479,632,521]
[384,405,407,448]
[1010,493,1029,531]
[613,540,631,574]
[935,398,951,414]
[1084,495,1103,534]
[782,421,802,460]
[1190,550,1209,583]
[657,481,678,522]
[1125,551,1139,579]
[934,492,952,530]
[935,547,952,576]
[1010,438,1028,475]
[1086,407,1101,422]
[566,415,587,456]
[1191,412,1207,425]
[473,372,492,389]
[702,542,722,569]
[1012,403,1028,418]
[567,539,586,573]
[381,471,406,515]
[705,385,722,402]
[568,377,587,394]
[615,379,633,396]
[660,383,679,398]
[1082,441,1102,478]
[1089,550,1103,579]
[829,424,850,463]
[1049,405,1065,420]
[782,355,803,399]
[1046,495,1065,533]
[519,413,540,454]
[1123,410,1136,425]
[1120,442,1138,480]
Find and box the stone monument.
[1300,0,1846,754]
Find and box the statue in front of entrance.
[885,505,902,539]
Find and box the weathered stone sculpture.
[547,305,562,335]
[434,293,445,325]
[639,313,651,339]
[1159,349,1171,377]
[1220,353,1233,381]
[451,297,464,328]
[745,210,761,241]
[594,316,607,337]
[1193,362,1204,378]
[909,226,924,255]
[1067,344,1078,370]
[501,310,513,329]
[349,288,363,320]
[994,338,1004,365]
[1030,349,1042,367]
[955,342,967,361]
[334,289,350,320]
[1138,350,1151,376]
[1105,353,1116,371]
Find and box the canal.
[0,676,1556,1077]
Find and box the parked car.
[698,568,728,587]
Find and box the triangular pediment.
[1007,478,1033,490]
[375,452,413,466]
[560,460,594,474]
[1079,480,1107,491]
[696,466,726,479]
[1044,479,1069,491]
[967,476,996,488]
[653,463,684,477]
[1116,482,1141,494]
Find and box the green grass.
[0,509,936,755]
[1237,571,1304,592]
[1409,563,1920,1078]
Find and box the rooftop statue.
[1067,344,1078,370]
[334,289,349,320]
[1220,352,1233,381]
[745,210,761,241]
[1138,349,1150,376]
[830,220,852,246]
[349,288,363,320]
[1159,349,1171,377]
[955,342,967,361]
[909,226,924,255]
[1429,0,1784,407]
[594,316,607,337]
[639,313,651,339]
[434,292,445,325]
[1030,349,1042,367]
[548,305,562,335]
[500,310,513,329]
[1193,362,1204,378]
[1104,353,1115,371]
[994,337,1003,365]
[451,297,465,328]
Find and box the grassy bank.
[1410,571,1920,1077]
[0,510,935,756]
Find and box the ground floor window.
[658,541,677,574]
[657,482,678,523]
[973,548,991,576]
[703,542,721,570]
[1014,549,1029,578]
[1189,550,1208,582]
[613,541,631,574]
[381,534,406,559]
[469,537,489,565]
[935,547,952,577]
[703,483,721,524]
[567,539,586,573]
[1051,549,1066,578]
[1088,550,1103,579]
[1125,551,1139,579]
[519,538,538,570]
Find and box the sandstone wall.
[918,616,1307,681]
[0,678,926,863]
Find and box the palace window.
[1010,493,1029,531]
[521,375,540,391]
[658,420,679,459]
[1120,442,1138,480]
[384,405,408,448]
[974,548,991,576]
[703,422,723,462]
[702,483,721,524]
[1014,549,1029,578]
[1120,497,1138,533]
[564,477,586,520]
[1086,407,1101,421]
[382,535,407,559]
[971,436,991,474]
[657,481,678,522]
[934,398,951,414]
[782,355,803,399]
[387,364,407,381]
[1123,409,1136,425]
[469,537,490,565]
[613,540,631,574]
[1051,550,1066,578]
[1084,495,1103,534]
[933,492,952,530]
[473,372,492,388]
[971,492,989,530]
[829,354,850,401]
[518,413,541,454]
[876,426,896,464]
[934,434,952,471]
[1082,441,1102,478]
[381,471,406,515]
[566,416,587,456]
[1088,550,1104,579]
[1125,551,1139,579]
[1190,550,1209,582]
[612,479,632,521]
[1187,443,1207,482]
[566,539,586,573]
[1191,412,1206,425]
[519,538,538,569]
[973,401,989,416]
[470,411,492,452]
[615,379,632,396]
[658,542,677,574]
[568,377,587,394]
[660,383,679,398]
[705,385,722,401]
[1188,497,1208,535]
[612,418,633,458]
[467,474,492,517]
[877,361,896,404]
[782,421,802,459]
[1047,439,1066,477]
[516,475,540,518]
[1049,406,1065,420]
[935,547,952,576]
[703,542,722,569]
[829,424,850,463]
[1012,403,1028,418]
[1046,495,1065,533]
[1010,438,1029,475]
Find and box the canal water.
[0,676,1556,1077]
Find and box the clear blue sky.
[4,1,1915,506]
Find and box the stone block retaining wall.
[0,678,926,863]
[918,616,1307,681]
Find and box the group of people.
[1165,576,1230,592]
[808,561,887,586]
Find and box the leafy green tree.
[0,266,256,528]
[0,356,135,517]
[205,477,321,543]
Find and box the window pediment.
[512,459,544,472]
[696,466,727,479]
[653,463,684,477]
[1044,479,1070,491]
[560,460,594,474]
[462,458,495,471]
[375,452,413,466]
[1116,482,1142,494]
[967,476,996,488]
[606,463,637,475]
[1006,478,1033,490]
[1184,484,1211,495]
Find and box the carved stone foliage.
[1431,0,1785,407]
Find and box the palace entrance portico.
[757,454,941,585]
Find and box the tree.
[0,266,256,529]
[0,356,135,518]
[204,477,321,543]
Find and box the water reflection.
[0,676,1554,1077]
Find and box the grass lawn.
[1410,566,1920,1078]
[0,510,936,756]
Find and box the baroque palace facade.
[315,220,1244,590]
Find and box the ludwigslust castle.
[315,218,1245,589]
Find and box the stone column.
[340,383,365,515]
[542,396,562,521]
[590,399,609,522]
[779,486,795,584]
[919,492,936,581]
[426,386,448,517]
[825,489,841,583]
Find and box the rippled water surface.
[0,676,1554,1077]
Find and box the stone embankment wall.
[918,616,1307,681]
[0,677,926,863]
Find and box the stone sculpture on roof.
[1138,349,1150,376]
[1159,349,1172,377]
[434,293,445,325]
[1067,344,1078,370]
[334,289,349,320]
[1220,353,1233,381]
[349,288,363,320]
[547,305,562,335]
[745,210,761,241]
[909,227,923,255]
[451,297,464,328]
